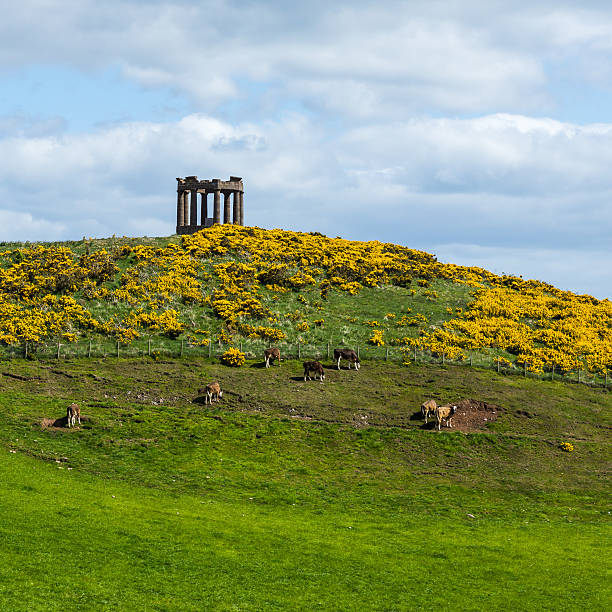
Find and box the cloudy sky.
[1,1,611,298]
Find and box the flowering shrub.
[559,441,574,452]
[221,347,246,367]
[216,329,234,345]
[397,314,427,327]
[369,330,385,346]
[494,356,513,369]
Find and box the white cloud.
[0,0,574,116]
[0,210,66,242]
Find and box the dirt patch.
[423,398,503,432]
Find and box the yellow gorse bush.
[221,347,246,367]
[369,330,385,346]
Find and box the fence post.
[578,369,581,384]
[180,339,184,358]
[298,344,301,359]
[497,358,500,374]
[442,351,445,366]
[327,342,330,359]
[24,342,28,359]
[385,346,389,361]
[605,369,608,387]
[116,341,120,358]
[414,347,417,362]
[57,342,61,359]
[208,340,212,358]
[552,364,555,381]
[524,361,527,377]
[88,339,92,358]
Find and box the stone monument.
[176,175,244,234]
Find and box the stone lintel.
[178,177,243,192]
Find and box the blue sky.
[0,0,610,298]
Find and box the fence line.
[2,338,609,389]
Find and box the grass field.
[0,356,610,610]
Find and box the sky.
[0,0,611,298]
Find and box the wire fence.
[3,337,610,389]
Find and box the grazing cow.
[264,347,281,368]
[67,403,81,428]
[200,382,223,405]
[421,399,437,424]
[435,404,457,431]
[303,360,325,381]
[334,348,360,370]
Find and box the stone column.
[239,191,244,226]
[190,189,198,227]
[227,191,240,225]
[200,191,208,226]
[177,191,184,228]
[182,192,189,228]
[225,191,233,225]
[217,190,225,224]
[213,191,221,224]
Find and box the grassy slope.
[0,356,610,610]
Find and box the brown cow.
[264,347,281,368]
[200,382,223,405]
[303,361,325,381]
[435,404,457,430]
[421,399,437,424]
[334,348,360,370]
[67,403,81,428]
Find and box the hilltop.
[0,226,609,383]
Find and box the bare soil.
[424,398,503,432]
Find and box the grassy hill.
[0,225,610,380]
[0,227,610,609]
[0,356,610,610]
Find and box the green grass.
[0,356,610,609]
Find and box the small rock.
[467,513,475,519]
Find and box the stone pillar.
[182,192,189,228]
[177,191,184,228]
[227,191,238,225]
[201,191,208,226]
[239,191,244,226]
[225,191,233,225]
[217,190,225,224]
[213,191,221,224]
[190,189,198,227]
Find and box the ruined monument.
[176,176,244,234]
